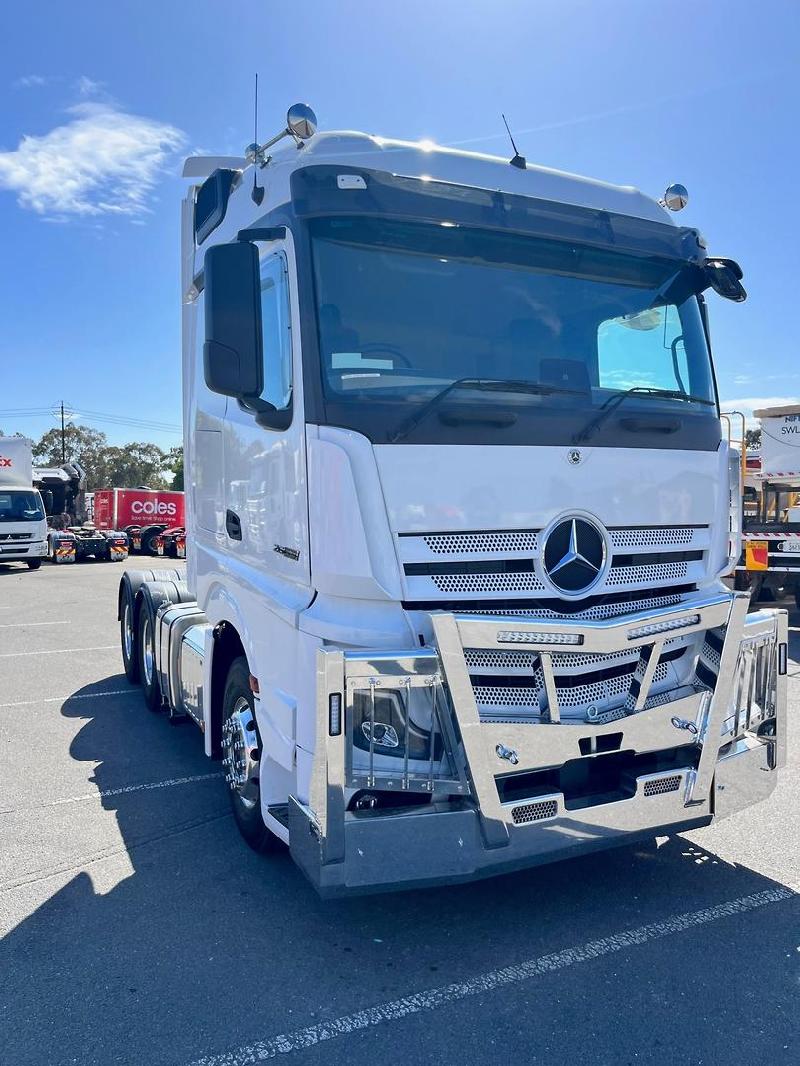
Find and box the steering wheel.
[359,343,413,369]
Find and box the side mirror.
[705,257,747,303]
[203,241,264,400]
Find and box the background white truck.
[118,105,787,896]
[0,437,48,570]
[736,403,800,606]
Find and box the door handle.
[225,509,242,540]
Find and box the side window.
[597,304,690,394]
[260,254,292,411]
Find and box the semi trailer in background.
[93,488,185,554]
[119,105,786,896]
[0,437,48,569]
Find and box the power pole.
[60,401,66,463]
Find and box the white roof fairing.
[183,129,675,229]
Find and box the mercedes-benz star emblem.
[542,517,606,594]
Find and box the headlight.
[351,686,445,764]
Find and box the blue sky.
[0,0,797,447]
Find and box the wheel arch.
[208,621,248,759]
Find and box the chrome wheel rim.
[221,696,260,810]
[123,601,133,661]
[142,615,154,687]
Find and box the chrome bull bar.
[306,590,787,867]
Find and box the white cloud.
[14,74,50,89]
[76,75,104,97]
[0,102,187,219]
[720,396,800,427]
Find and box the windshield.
[310,217,719,448]
[0,490,45,523]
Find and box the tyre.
[140,526,163,556]
[221,657,277,852]
[137,601,162,711]
[120,588,139,684]
[26,559,42,570]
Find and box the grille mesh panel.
[474,661,671,712]
[606,562,688,587]
[512,799,558,824]
[643,774,683,797]
[432,572,546,594]
[422,531,538,555]
[610,527,699,549]
[457,591,685,621]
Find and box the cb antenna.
[502,113,526,170]
[251,73,265,205]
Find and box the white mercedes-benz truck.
[0,437,48,570]
[119,106,787,896]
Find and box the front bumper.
[0,539,47,561]
[291,592,787,896]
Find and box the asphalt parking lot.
[0,558,798,1066]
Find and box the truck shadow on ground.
[1,665,798,1066]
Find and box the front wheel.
[221,657,277,852]
[26,559,42,570]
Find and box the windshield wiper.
[575,387,715,443]
[388,377,584,443]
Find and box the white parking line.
[1,689,135,708]
[2,772,220,813]
[0,645,117,659]
[0,620,71,628]
[188,885,796,1066]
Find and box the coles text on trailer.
[120,105,787,897]
[94,488,185,555]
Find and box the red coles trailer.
[93,489,185,555]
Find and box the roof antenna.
[251,74,265,205]
[502,113,526,170]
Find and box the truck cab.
[120,108,787,895]
[0,438,48,570]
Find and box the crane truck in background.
[0,437,48,569]
[736,403,800,607]
[118,105,787,896]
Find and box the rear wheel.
[26,559,42,570]
[120,590,139,683]
[137,603,162,711]
[141,526,162,556]
[221,657,277,852]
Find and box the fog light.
[354,793,379,810]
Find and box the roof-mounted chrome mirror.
[661,183,689,211]
[245,103,318,168]
[287,103,317,141]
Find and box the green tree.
[745,427,761,450]
[166,446,184,490]
[32,424,172,490]
[102,442,169,490]
[33,424,109,486]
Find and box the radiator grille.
[422,531,538,555]
[643,774,683,797]
[511,798,558,824]
[474,661,671,711]
[432,572,546,594]
[610,527,698,549]
[606,562,688,587]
